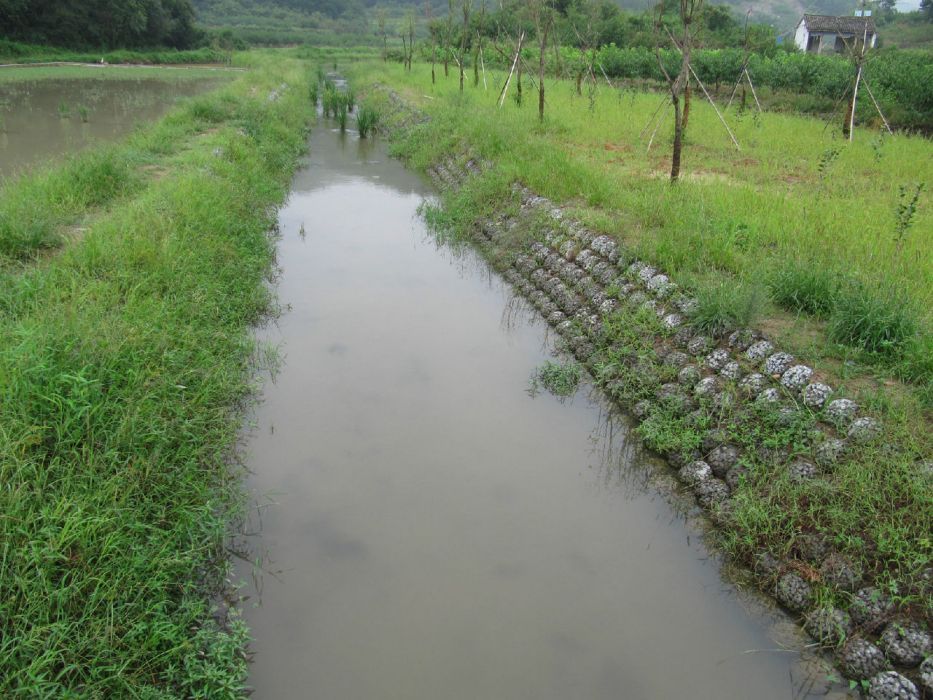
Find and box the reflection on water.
[0,76,221,180]
[236,122,849,699]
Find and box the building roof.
[801,14,876,35]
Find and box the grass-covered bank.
[346,61,932,406]
[344,62,931,683]
[0,54,312,696]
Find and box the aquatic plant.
[356,104,379,138]
[529,360,582,398]
[336,101,348,131]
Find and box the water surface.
[237,124,848,700]
[0,74,221,179]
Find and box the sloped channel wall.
[424,153,931,700]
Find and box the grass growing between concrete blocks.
[353,63,932,653]
[0,54,312,697]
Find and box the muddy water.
[0,76,220,179]
[237,124,846,699]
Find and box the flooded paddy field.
[235,121,850,699]
[0,67,227,179]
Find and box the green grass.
[768,260,838,317]
[689,281,765,338]
[0,52,312,696]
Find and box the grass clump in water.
[529,360,582,398]
[356,104,379,138]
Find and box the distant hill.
[193,0,931,43]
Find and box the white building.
[794,14,878,54]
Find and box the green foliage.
[689,281,765,337]
[0,39,226,64]
[768,261,837,316]
[0,0,201,50]
[894,182,924,252]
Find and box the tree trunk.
[538,26,549,120]
[671,93,683,182]
[432,46,437,84]
[682,80,691,131]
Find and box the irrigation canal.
[235,120,848,699]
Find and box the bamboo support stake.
[646,110,663,153]
[848,64,863,142]
[688,63,740,149]
[861,77,893,135]
[746,69,762,113]
[598,62,613,89]
[639,95,670,140]
[498,32,524,107]
[480,47,488,90]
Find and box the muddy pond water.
[236,123,849,699]
[0,73,222,180]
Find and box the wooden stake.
[745,68,762,113]
[848,64,863,142]
[688,63,740,150]
[861,77,893,135]
[498,32,524,107]
[480,46,488,90]
[639,95,669,140]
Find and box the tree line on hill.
[0,0,201,49]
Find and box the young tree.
[406,10,416,70]
[376,7,388,61]
[444,0,455,77]
[657,0,704,182]
[473,0,487,87]
[527,0,555,120]
[425,0,437,84]
[459,0,472,92]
